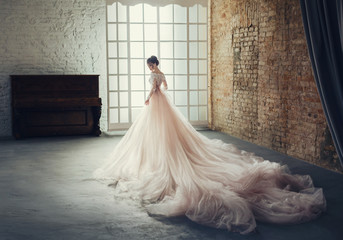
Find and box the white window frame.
[106,0,208,130]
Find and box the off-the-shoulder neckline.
[151,72,164,75]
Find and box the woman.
[94,56,326,234]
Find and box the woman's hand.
[145,99,150,105]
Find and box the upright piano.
[11,75,102,139]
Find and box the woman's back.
[149,72,168,91]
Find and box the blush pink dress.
[94,72,326,234]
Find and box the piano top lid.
[11,75,100,98]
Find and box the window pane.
[120,108,129,123]
[189,25,197,41]
[198,5,207,23]
[160,24,173,41]
[109,92,118,107]
[174,5,187,23]
[199,106,207,121]
[118,42,127,57]
[130,42,143,58]
[190,91,198,105]
[168,91,174,102]
[129,4,142,22]
[175,91,187,105]
[119,75,128,90]
[131,75,144,90]
[160,5,173,23]
[199,91,207,105]
[190,76,198,90]
[199,60,207,74]
[110,108,118,123]
[199,76,207,89]
[175,76,187,90]
[119,59,128,74]
[131,91,144,106]
[165,75,174,90]
[118,24,127,40]
[144,42,158,59]
[198,25,207,41]
[161,59,173,74]
[199,42,207,58]
[107,4,117,22]
[132,108,143,122]
[190,106,198,121]
[120,92,128,106]
[174,25,187,41]
[145,24,157,41]
[109,76,118,91]
[118,3,127,22]
[108,24,117,40]
[160,42,173,58]
[189,42,198,58]
[108,42,117,58]
[108,59,117,74]
[189,60,198,74]
[144,4,157,23]
[145,74,151,83]
[174,42,187,58]
[131,59,144,74]
[175,60,187,74]
[189,5,197,23]
[177,106,188,119]
[130,24,143,41]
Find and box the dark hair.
[147,55,159,66]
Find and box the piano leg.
[92,106,102,136]
[12,108,23,139]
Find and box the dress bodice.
[149,72,166,87]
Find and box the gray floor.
[0,130,342,240]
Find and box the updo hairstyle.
[147,55,159,66]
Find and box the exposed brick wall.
[210,0,341,172]
[0,0,108,137]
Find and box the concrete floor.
[0,130,342,240]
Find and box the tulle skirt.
[93,89,326,234]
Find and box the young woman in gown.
[94,56,326,234]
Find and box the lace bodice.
[149,72,166,87]
[146,72,168,101]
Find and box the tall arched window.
[107,0,208,130]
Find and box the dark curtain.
[300,0,343,167]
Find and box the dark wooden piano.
[11,75,102,139]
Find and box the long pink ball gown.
[94,72,326,234]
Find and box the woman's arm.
[145,78,157,105]
[163,79,168,90]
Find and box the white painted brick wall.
[0,0,108,137]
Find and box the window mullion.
[187,6,190,122]
[106,4,110,130]
[172,4,175,104]
[116,3,120,124]
[157,4,160,62]
[143,4,146,100]
[127,5,131,123]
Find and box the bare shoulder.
[158,71,165,77]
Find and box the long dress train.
[93,72,326,234]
